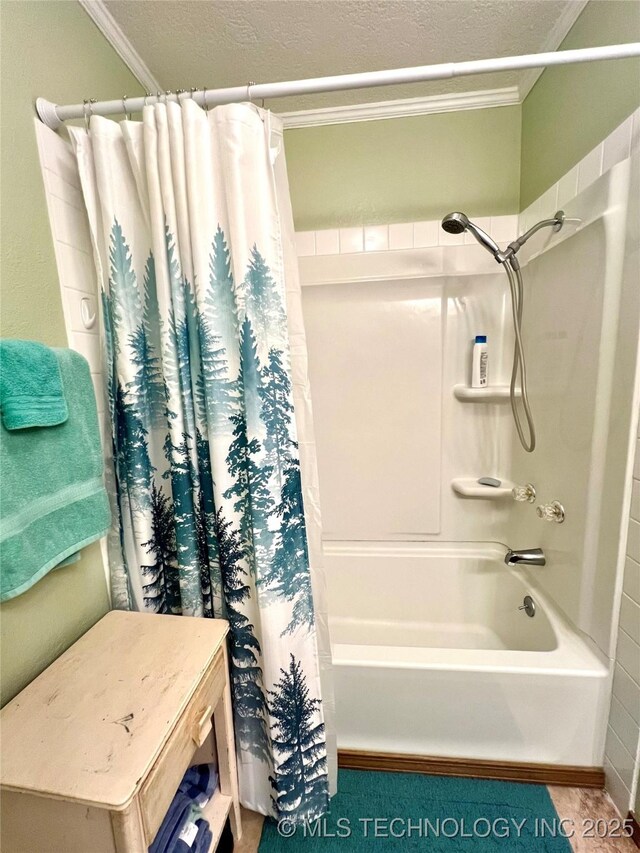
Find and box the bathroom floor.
[548,787,637,853]
[235,785,636,852]
[235,809,267,853]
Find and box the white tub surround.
[301,257,516,545]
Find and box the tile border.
[295,215,519,257]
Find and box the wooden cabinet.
[0,611,242,852]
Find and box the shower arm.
[496,212,565,268]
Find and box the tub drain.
[518,595,536,617]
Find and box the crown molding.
[280,87,520,129]
[78,0,161,94]
[78,0,585,125]
[517,0,588,101]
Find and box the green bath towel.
[0,339,68,430]
[0,347,111,601]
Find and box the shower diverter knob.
[536,501,565,523]
[512,483,536,503]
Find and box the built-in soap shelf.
[451,478,514,499]
[453,385,521,402]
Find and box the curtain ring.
[122,95,131,121]
[164,90,172,104]
[202,86,209,112]
[143,91,151,109]
[247,80,256,103]
[83,98,96,131]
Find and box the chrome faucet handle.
[512,482,536,503]
[536,500,565,523]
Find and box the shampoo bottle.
[472,335,488,388]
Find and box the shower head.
[441,211,469,234]
[441,211,502,259]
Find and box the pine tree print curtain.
[68,101,335,819]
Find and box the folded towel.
[0,340,68,430]
[0,348,111,601]
[149,793,197,853]
[174,817,213,853]
[149,764,219,852]
[178,763,218,807]
[192,819,213,853]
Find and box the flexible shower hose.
[504,260,536,453]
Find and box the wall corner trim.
[518,0,589,101]
[78,0,161,94]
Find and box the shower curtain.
[68,99,335,820]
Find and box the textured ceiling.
[104,0,583,111]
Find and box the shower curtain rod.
[36,42,640,129]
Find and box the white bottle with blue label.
[472,334,488,388]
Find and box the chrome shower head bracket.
[506,210,565,261]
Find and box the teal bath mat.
[259,770,572,851]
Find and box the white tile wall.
[605,405,640,817]
[613,662,640,726]
[624,555,640,604]
[35,119,110,589]
[388,222,413,250]
[338,226,364,253]
[489,214,519,243]
[34,121,105,416]
[315,228,339,255]
[413,219,439,249]
[363,224,389,252]
[577,143,604,194]
[603,114,634,174]
[607,727,636,791]
[627,519,640,566]
[609,695,639,757]
[295,231,316,257]
[556,165,579,209]
[604,758,633,821]
[298,215,520,257]
[617,628,640,685]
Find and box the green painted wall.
[0,1,142,705]
[285,106,521,231]
[521,0,640,209]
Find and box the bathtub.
[326,542,610,766]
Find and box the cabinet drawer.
[139,649,226,844]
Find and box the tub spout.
[505,548,546,567]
